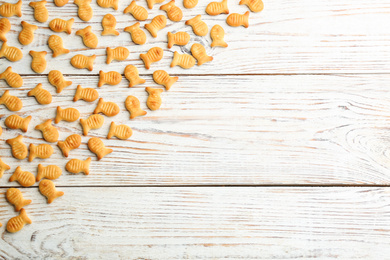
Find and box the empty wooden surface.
[1,0,390,258]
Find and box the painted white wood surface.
[1,187,390,259]
[1,0,390,74]
[2,74,390,186]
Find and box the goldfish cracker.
[124,65,145,87]
[101,14,119,36]
[49,18,74,34]
[183,0,198,8]
[80,114,104,136]
[57,134,82,157]
[145,87,163,111]
[88,137,113,160]
[19,21,38,45]
[140,47,163,69]
[0,90,23,111]
[170,51,195,69]
[98,70,121,87]
[93,98,120,117]
[145,15,166,38]
[124,22,146,45]
[97,0,119,9]
[153,70,178,90]
[9,167,35,187]
[48,35,70,57]
[160,0,182,22]
[146,0,165,9]
[0,18,11,42]
[107,122,132,140]
[5,114,32,132]
[76,26,98,48]
[191,43,213,65]
[0,0,22,18]
[29,50,47,73]
[48,70,72,93]
[185,15,208,36]
[239,0,263,13]
[125,95,147,119]
[206,0,229,16]
[0,67,23,88]
[28,143,53,162]
[0,158,10,179]
[106,47,129,64]
[210,24,228,47]
[54,0,69,7]
[35,119,59,143]
[66,157,91,175]
[28,83,52,105]
[6,135,27,160]
[124,1,148,21]
[226,11,249,28]
[6,188,31,212]
[36,164,62,181]
[0,42,23,61]
[73,85,98,102]
[39,180,64,204]
[74,0,93,21]
[55,106,80,123]
[71,54,96,71]
[167,31,190,48]
[6,209,32,233]
[29,1,48,23]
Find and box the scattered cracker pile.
[0,0,263,232]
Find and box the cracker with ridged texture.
[73,85,98,102]
[125,95,147,119]
[35,119,59,143]
[19,21,38,45]
[49,18,74,34]
[66,157,91,175]
[106,47,129,64]
[29,50,47,73]
[0,158,10,179]
[0,18,11,42]
[124,1,148,21]
[191,43,213,65]
[170,51,196,69]
[124,22,146,45]
[57,134,82,157]
[0,67,23,88]
[36,164,62,181]
[146,87,163,111]
[145,15,166,37]
[167,31,190,48]
[48,70,72,93]
[97,0,119,9]
[146,0,165,9]
[74,0,93,21]
[98,70,121,87]
[0,42,23,61]
[140,47,163,69]
[0,0,22,17]
[93,98,120,117]
[5,115,31,132]
[76,26,98,48]
[226,11,250,28]
[210,24,228,47]
[28,143,53,162]
[71,54,96,71]
[239,0,263,12]
[39,180,64,204]
[183,0,198,8]
[124,65,145,87]
[185,15,208,36]
[55,106,80,123]
[28,83,52,105]
[102,14,119,36]
[206,0,229,16]
[29,1,48,23]
[54,0,69,7]
[80,114,104,136]
[88,137,113,160]
[48,35,70,57]
[6,188,31,212]
[153,70,178,90]
[9,167,35,187]
[107,122,132,140]
[6,209,32,233]
[160,0,182,22]
[6,135,27,160]
[0,90,22,111]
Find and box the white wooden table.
[1,0,390,258]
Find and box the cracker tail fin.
[88,55,96,71]
[66,18,74,34]
[22,116,32,132]
[107,121,116,139]
[222,0,229,14]
[93,98,104,114]
[9,166,22,182]
[140,53,151,69]
[55,106,62,123]
[0,42,8,58]
[170,51,179,67]
[36,164,44,181]
[80,118,89,136]
[98,70,105,87]
[28,143,36,162]
[84,157,92,175]
[106,47,113,64]
[16,0,23,17]
[166,76,178,90]
[20,208,32,224]
[243,11,250,28]
[74,85,82,101]
[167,32,173,48]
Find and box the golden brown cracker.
[80,114,104,136]
[0,90,23,111]
[55,106,80,123]
[124,65,145,87]
[48,35,70,57]
[9,166,35,187]
[73,85,98,102]
[88,137,113,160]
[39,179,64,204]
[170,51,195,69]
[124,22,146,45]
[125,95,147,119]
[93,98,120,117]
[140,47,163,69]
[29,50,47,73]
[57,134,82,157]
[107,122,132,140]
[6,209,32,233]
[145,87,163,110]
[35,119,59,143]
[6,188,31,212]
[5,114,31,132]
[153,70,178,90]
[28,143,53,162]
[28,83,52,105]
[145,15,166,38]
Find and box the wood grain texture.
[1,187,390,259]
[1,74,390,186]
[1,0,390,74]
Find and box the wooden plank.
[1,74,390,186]
[1,0,390,74]
[1,187,390,259]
